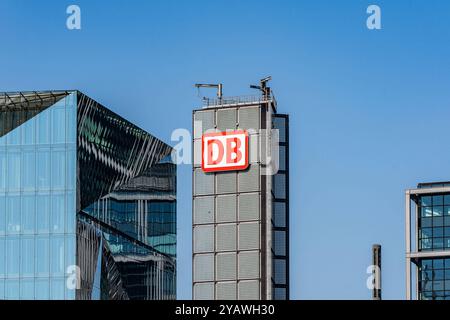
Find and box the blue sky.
[1,0,450,299]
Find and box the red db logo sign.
[202,130,249,172]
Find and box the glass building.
[192,93,289,300]
[406,182,450,300]
[0,91,176,300]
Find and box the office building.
[406,181,450,300]
[192,83,289,300]
[0,91,176,300]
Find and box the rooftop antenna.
[194,83,223,103]
[250,76,272,99]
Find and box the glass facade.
[192,101,289,300]
[0,93,76,300]
[418,258,450,300]
[418,194,450,251]
[0,91,176,300]
[415,188,450,300]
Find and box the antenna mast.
[250,76,272,99]
[194,83,223,102]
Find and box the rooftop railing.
[201,93,277,108]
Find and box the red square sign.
[201,130,249,172]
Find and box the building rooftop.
[417,181,450,189]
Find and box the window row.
[194,194,260,225]
[194,166,260,196]
[193,280,260,300]
[420,293,450,300]
[419,280,450,292]
[420,206,450,218]
[419,238,450,250]
[420,269,450,281]
[419,216,450,228]
[0,234,76,278]
[193,222,260,253]
[420,227,450,238]
[85,199,177,236]
[0,193,76,235]
[419,195,450,207]
[193,107,261,140]
[0,148,76,192]
[193,251,260,282]
[420,258,450,270]
[0,277,75,300]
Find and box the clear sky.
[1,0,450,299]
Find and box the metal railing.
[201,93,277,108]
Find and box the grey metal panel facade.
[192,101,289,300]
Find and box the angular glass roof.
[0,90,73,137]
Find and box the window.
[193,254,214,282]
[216,282,236,300]
[238,166,259,193]
[7,152,21,190]
[0,152,6,191]
[217,108,236,131]
[194,169,214,196]
[51,194,65,233]
[37,195,50,233]
[193,197,214,224]
[238,222,259,250]
[238,280,259,300]
[0,238,5,277]
[50,236,65,276]
[21,236,35,276]
[51,150,66,190]
[238,251,259,279]
[238,107,259,131]
[7,196,20,234]
[37,150,50,190]
[216,195,236,223]
[193,282,214,300]
[21,279,35,300]
[6,236,20,277]
[193,225,214,253]
[216,253,236,280]
[36,236,50,275]
[193,110,215,139]
[52,107,66,144]
[419,258,450,300]
[35,279,49,300]
[239,193,259,221]
[273,202,286,227]
[217,172,237,194]
[216,224,236,252]
[37,110,50,144]
[273,174,286,199]
[22,151,36,190]
[22,195,35,233]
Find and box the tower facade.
[192,93,289,300]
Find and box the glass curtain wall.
[0,93,77,300]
